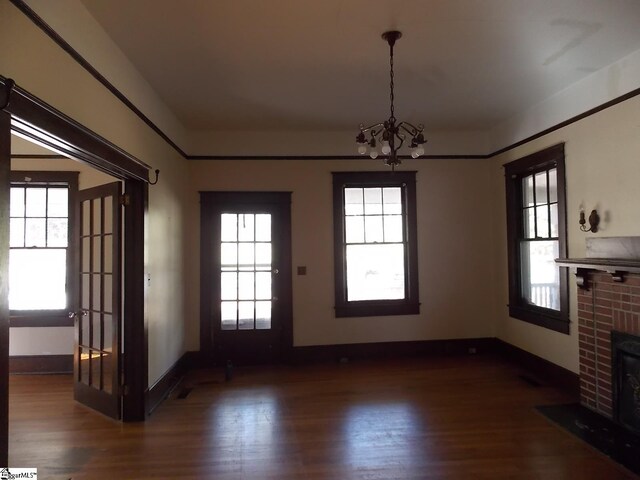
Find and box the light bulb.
[369,150,379,159]
[411,149,420,159]
[415,145,425,157]
[357,144,367,155]
[381,141,391,155]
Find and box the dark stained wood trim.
[188,154,486,160]
[123,180,148,421]
[9,354,73,374]
[1,77,150,182]
[7,0,188,159]
[494,339,580,398]
[145,352,189,416]
[0,111,10,466]
[489,86,640,158]
[11,154,67,159]
[291,338,497,364]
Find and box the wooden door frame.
[0,77,150,463]
[199,191,293,365]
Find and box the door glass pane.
[80,347,90,385]
[93,274,102,311]
[93,236,102,269]
[256,301,271,330]
[93,200,102,235]
[221,214,237,241]
[82,274,90,310]
[238,214,254,241]
[103,235,113,273]
[82,201,91,236]
[91,350,101,389]
[255,243,271,269]
[255,272,271,300]
[81,314,90,347]
[221,301,237,330]
[344,188,364,215]
[221,243,237,266]
[103,314,113,352]
[92,313,101,350]
[221,272,238,300]
[255,214,271,241]
[238,243,254,268]
[238,272,254,300]
[103,196,113,234]
[238,301,254,330]
[82,237,91,271]
[103,274,113,313]
[520,240,560,311]
[346,244,405,301]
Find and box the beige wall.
[1,1,190,386]
[491,94,640,373]
[187,158,497,349]
[9,157,115,356]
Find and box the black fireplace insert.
[612,330,640,436]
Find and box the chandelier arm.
[397,121,423,136]
[360,122,385,134]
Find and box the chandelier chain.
[389,41,395,122]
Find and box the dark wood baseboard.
[291,338,497,364]
[494,339,580,398]
[9,354,73,374]
[145,353,190,416]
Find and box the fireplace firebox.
[612,330,640,435]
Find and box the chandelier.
[356,31,426,170]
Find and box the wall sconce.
[579,209,600,233]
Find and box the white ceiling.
[80,0,640,133]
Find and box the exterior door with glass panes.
[201,192,292,366]
[73,182,122,419]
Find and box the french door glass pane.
[520,240,560,310]
[220,213,272,330]
[346,244,405,301]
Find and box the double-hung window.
[9,171,78,327]
[504,144,569,333]
[333,171,419,317]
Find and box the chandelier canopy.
[356,31,426,169]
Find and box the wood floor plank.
[9,355,639,479]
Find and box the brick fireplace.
[577,271,640,418]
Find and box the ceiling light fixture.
[356,31,427,170]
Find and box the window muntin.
[333,171,419,318]
[504,144,568,334]
[9,171,78,326]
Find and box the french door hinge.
[119,193,130,206]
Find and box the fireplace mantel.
[556,237,640,288]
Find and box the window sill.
[335,301,420,318]
[508,304,569,334]
[10,312,74,328]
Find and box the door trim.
[199,191,293,364]
[0,77,150,463]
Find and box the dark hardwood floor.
[9,354,638,479]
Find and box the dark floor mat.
[536,403,640,476]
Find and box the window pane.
[345,216,364,244]
[25,188,47,217]
[346,244,405,301]
[47,188,68,217]
[221,301,237,330]
[221,214,237,241]
[10,188,24,217]
[383,188,402,214]
[383,215,403,242]
[364,188,383,215]
[256,301,271,329]
[221,272,237,300]
[364,216,383,243]
[550,204,558,238]
[523,207,535,239]
[344,188,364,215]
[255,214,271,241]
[520,240,560,311]
[536,205,549,238]
[25,218,46,247]
[535,172,547,205]
[548,168,557,203]
[10,249,67,310]
[523,176,534,207]
[47,218,68,247]
[9,218,24,247]
[221,242,237,267]
[238,301,254,330]
[238,214,254,241]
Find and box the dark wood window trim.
[332,171,419,318]
[9,171,78,327]
[504,143,569,334]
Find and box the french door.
[72,182,122,418]
[200,192,292,365]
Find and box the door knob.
[272,268,279,274]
